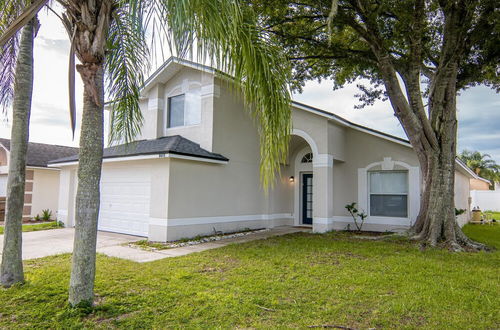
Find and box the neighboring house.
[470,177,492,191]
[454,159,492,225]
[0,139,78,221]
[50,57,477,241]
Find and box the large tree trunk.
[0,19,36,287]
[68,63,104,306]
[63,0,112,307]
[410,64,485,251]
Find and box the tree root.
[411,231,491,252]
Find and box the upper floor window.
[369,171,408,217]
[301,152,313,163]
[167,90,201,128]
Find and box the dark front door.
[302,173,313,225]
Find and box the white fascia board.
[455,158,481,180]
[26,166,60,171]
[162,153,228,164]
[291,102,413,148]
[349,125,412,148]
[48,153,228,167]
[454,158,491,183]
[476,176,492,184]
[141,57,216,95]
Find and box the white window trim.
[358,157,420,226]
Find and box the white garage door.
[98,165,151,237]
[0,175,7,197]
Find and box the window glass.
[168,94,185,128]
[369,171,408,217]
[370,195,408,217]
[370,171,408,194]
[167,88,201,128]
[184,90,201,126]
[301,152,313,163]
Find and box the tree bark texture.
[64,0,112,306]
[0,19,35,287]
[68,64,104,306]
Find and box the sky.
[1,10,499,163]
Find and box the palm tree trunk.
[0,19,36,287]
[68,63,104,306]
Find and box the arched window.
[301,152,313,163]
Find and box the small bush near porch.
[0,225,498,328]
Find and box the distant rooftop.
[0,138,78,168]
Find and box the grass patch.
[0,221,63,235]
[485,211,500,220]
[463,222,500,249]
[0,226,498,328]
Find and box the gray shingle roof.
[0,138,79,168]
[49,135,228,164]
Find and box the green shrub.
[41,209,52,221]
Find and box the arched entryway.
[294,147,314,226]
[286,129,334,231]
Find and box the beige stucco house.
[0,139,78,221]
[50,57,477,241]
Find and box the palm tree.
[0,0,38,287]
[459,150,500,188]
[1,0,291,306]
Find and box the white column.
[312,154,334,232]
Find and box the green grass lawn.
[485,211,500,220]
[0,225,498,329]
[0,221,63,234]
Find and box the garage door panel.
[98,166,151,237]
[101,201,149,214]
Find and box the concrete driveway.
[0,228,142,261]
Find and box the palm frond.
[0,35,18,113]
[0,0,47,47]
[0,0,29,112]
[160,0,292,188]
[106,1,150,144]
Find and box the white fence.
[470,190,500,212]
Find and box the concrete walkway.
[0,228,143,261]
[0,226,309,263]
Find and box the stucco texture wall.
[31,169,60,219]
[333,128,419,217]
[167,78,272,220]
[138,67,215,152]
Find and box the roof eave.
[49,151,228,167]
